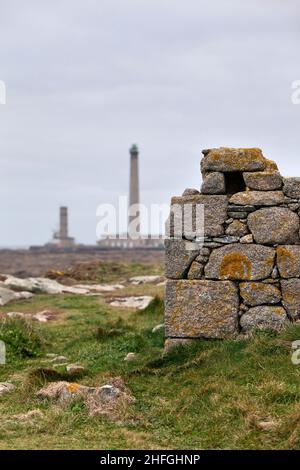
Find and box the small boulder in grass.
[152,324,164,333]
[66,364,86,376]
[49,355,68,364]
[36,378,135,421]
[0,383,15,396]
[12,409,44,423]
[124,352,137,362]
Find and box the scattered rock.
[240,306,288,332]
[110,296,154,310]
[32,310,56,323]
[256,419,277,431]
[66,364,86,375]
[6,309,57,323]
[2,275,90,295]
[248,207,300,245]
[0,383,15,396]
[12,409,44,423]
[152,324,164,333]
[49,355,68,364]
[36,379,135,421]
[74,283,124,293]
[0,287,19,306]
[6,311,26,319]
[124,353,137,362]
[128,276,164,285]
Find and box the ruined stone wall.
[165,147,300,342]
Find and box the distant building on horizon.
[46,206,75,249]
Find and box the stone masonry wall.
[165,147,300,341]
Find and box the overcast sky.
[0,0,299,246]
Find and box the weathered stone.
[165,239,199,279]
[129,275,164,285]
[289,203,300,211]
[124,352,137,362]
[170,194,228,238]
[203,242,223,249]
[248,208,299,245]
[110,296,153,310]
[205,244,275,281]
[228,205,256,212]
[240,306,287,332]
[165,280,239,339]
[182,188,200,196]
[201,148,266,173]
[195,255,207,264]
[240,234,254,244]
[227,211,248,219]
[281,279,300,318]
[36,380,135,420]
[213,236,240,244]
[283,178,300,198]
[66,364,86,375]
[152,324,164,334]
[0,287,17,306]
[2,275,89,295]
[199,247,211,257]
[187,261,204,279]
[271,266,279,279]
[243,171,282,191]
[277,246,300,278]
[239,282,281,306]
[229,191,285,206]
[0,383,15,396]
[225,220,248,237]
[201,172,225,194]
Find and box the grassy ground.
[1,264,300,449]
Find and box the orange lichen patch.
[266,307,286,316]
[67,383,81,393]
[276,246,300,278]
[277,246,293,268]
[220,253,252,280]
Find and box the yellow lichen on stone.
[220,253,252,280]
[67,383,81,393]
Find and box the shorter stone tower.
[165,147,300,342]
[47,206,75,249]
